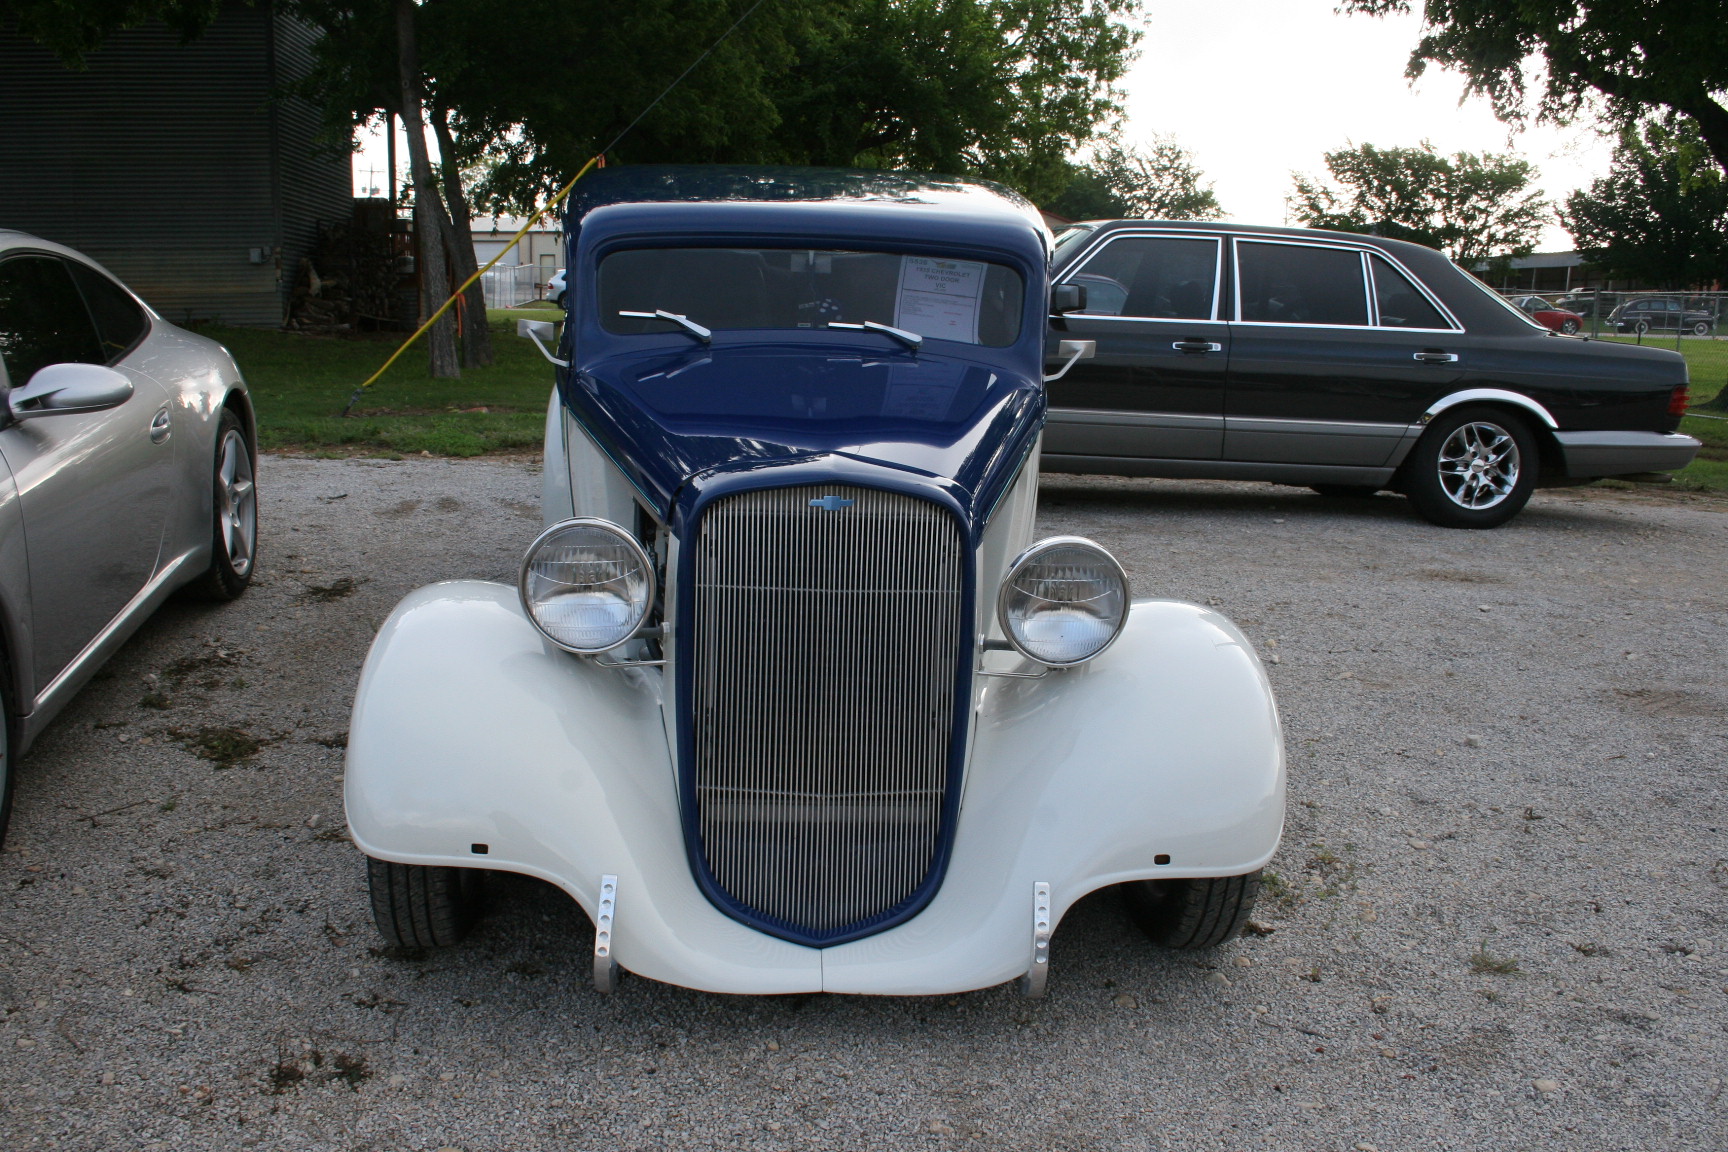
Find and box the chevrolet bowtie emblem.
[809,495,855,511]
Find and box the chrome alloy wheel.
[1436,421,1520,510]
[216,428,257,577]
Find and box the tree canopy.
[1341,0,1728,175]
[0,0,224,62]
[1047,136,1222,221]
[1291,141,1548,265]
[1563,121,1728,288]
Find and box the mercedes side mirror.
[1051,283,1087,314]
[9,363,134,421]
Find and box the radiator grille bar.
[689,484,966,941]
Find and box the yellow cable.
[348,153,602,403]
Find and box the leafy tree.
[1048,136,1223,220]
[1341,1,1728,175]
[1563,120,1728,288]
[1291,141,1548,265]
[0,0,226,63]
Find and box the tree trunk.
[433,106,494,368]
[395,0,459,379]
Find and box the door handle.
[1172,340,1222,354]
[1413,351,1460,363]
[149,406,172,443]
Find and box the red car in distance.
[1508,295,1584,335]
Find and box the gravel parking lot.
[1,455,1724,1152]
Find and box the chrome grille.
[689,484,966,941]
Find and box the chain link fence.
[1499,289,1726,351]
[481,264,551,309]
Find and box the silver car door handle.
[1172,340,1222,354]
[149,406,172,443]
[1413,351,1460,363]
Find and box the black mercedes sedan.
[1043,221,1700,527]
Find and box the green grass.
[204,306,562,457]
[1598,337,1728,493]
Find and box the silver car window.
[0,255,106,387]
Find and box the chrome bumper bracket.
[594,874,619,993]
[1018,881,1052,998]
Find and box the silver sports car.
[0,230,258,843]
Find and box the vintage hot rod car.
[344,168,1284,996]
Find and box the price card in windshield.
[895,256,986,344]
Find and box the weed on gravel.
[167,725,267,768]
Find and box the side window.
[1068,236,1218,320]
[1368,255,1450,330]
[66,261,148,362]
[0,255,105,387]
[1236,242,1369,326]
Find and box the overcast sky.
[1118,0,1614,250]
[355,0,1614,252]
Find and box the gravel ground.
[0,455,1724,1152]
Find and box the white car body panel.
[345,577,1283,995]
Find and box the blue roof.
[563,165,1050,272]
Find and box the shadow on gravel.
[1036,474,1681,533]
[384,874,1237,1040]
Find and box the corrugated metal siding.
[0,2,350,326]
[268,11,353,321]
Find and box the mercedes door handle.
[1172,340,1223,354]
[1413,351,1460,364]
[149,406,172,443]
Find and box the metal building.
[0,2,351,326]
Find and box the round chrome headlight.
[997,536,1129,666]
[519,518,656,654]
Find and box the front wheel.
[1692,320,1712,337]
[190,409,257,600]
[1560,318,1580,335]
[1634,320,1651,336]
[367,858,484,948]
[1399,407,1537,529]
[1122,872,1261,949]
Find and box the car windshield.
[599,247,1025,347]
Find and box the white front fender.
[346,585,1282,996]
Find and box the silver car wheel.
[217,428,257,577]
[1437,421,1520,510]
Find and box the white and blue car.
[344,167,1285,996]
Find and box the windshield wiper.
[827,320,922,352]
[618,309,712,344]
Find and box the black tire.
[1309,484,1379,498]
[1560,318,1580,335]
[1399,406,1537,529]
[1122,872,1261,949]
[1633,319,1650,336]
[1691,320,1711,337]
[553,291,566,308]
[367,857,483,948]
[190,408,257,600]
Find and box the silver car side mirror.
[1042,339,1095,384]
[517,318,568,368]
[9,362,135,421]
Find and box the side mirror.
[1042,339,1095,384]
[516,318,568,368]
[9,362,134,421]
[1050,283,1087,314]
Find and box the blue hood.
[558,341,1044,537]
